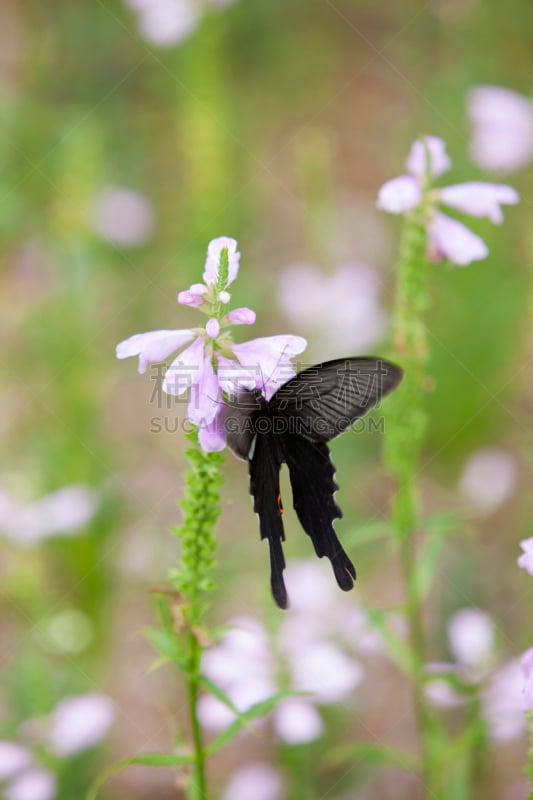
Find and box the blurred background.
[1,1,532,798]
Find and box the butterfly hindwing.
[269,357,403,442]
[248,431,288,609]
[283,434,356,592]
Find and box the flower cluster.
[0,694,114,800]
[116,237,306,451]
[424,606,533,740]
[198,560,403,745]
[376,135,519,266]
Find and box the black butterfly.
[221,357,403,609]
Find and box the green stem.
[172,430,224,800]
[385,215,439,797]
[188,630,207,800]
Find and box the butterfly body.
[222,357,403,608]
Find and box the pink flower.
[521,648,533,710]
[376,135,519,266]
[0,742,32,780]
[46,693,115,756]
[92,187,155,247]
[447,608,494,675]
[468,86,533,174]
[116,236,307,451]
[204,236,240,287]
[128,0,200,47]
[0,484,98,546]
[518,538,533,575]
[482,658,528,741]
[278,262,387,357]
[5,769,56,800]
[223,763,284,800]
[272,698,323,744]
[459,447,517,514]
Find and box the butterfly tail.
[249,434,289,609]
[285,437,356,592]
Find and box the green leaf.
[416,533,447,596]
[205,693,292,756]
[86,752,194,800]
[420,511,467,535]
[341,519,393,549]
[362,605,416,676]
[144,627,185,667]
[199,675,243,718]
[327,741,420,772]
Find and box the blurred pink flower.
[199,617,276,732]
[272,698,323,744]
[5,769,56,800]
[447,608,495,676]
[377,135,518,266]
[459,447,517,514]
[288,640,364,704]
[117,236,306,451]
[46,693,115,756]
[92,187,155,247]
[278,262,387,357]
[0,742,32,780]
[482,658,528,741]
[128,0,200,47]
[521,648,533,710]
[0,484,98,546]
[517,538,533,575]
[423,662,466,709]
[468,86,533,174]
[223,763,284,800]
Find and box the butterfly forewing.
[269,357,403,442]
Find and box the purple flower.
[518,538,533,575]
[46,693,115,756]
[447,608,495,676]
[468,86,533,174]
[117,236,306,452]
[5,769,56,800]
[521,648,533,710]
[482,658,528,741]
[0,742,32,780]
[223,763,284,800]
[377,135,519,266]
[92,187,155,247]
[0,484,98,547]
[459,447,517,515]
[278,262,387,358]
[272,698,324,744]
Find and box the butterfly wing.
[269,357,403,442]
[220,390,263,461]
[248,432,288,609]
[283,434,356,591]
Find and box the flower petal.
[198,412,227,452]
[203,236,240,288]
[439,181,519,224]
[376,175,422,214]
[116,329,195,373]
[226,307,256,325]
[428,212,489,266]
[163,336,204,396]
[177,289,205,306]
[205,318,220,338]
[188,355,221,425]
[406,135,451,178]
[518,537,533,575]
[216,355,259,396]
[231,335,307,399]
